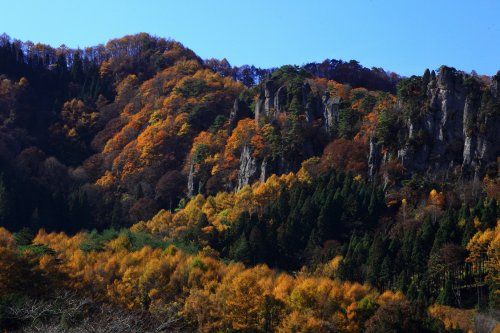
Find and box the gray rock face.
[254,79,316,123]
[255,80,276,124]
[229,99,240,129]
[429,68,466,166]
[462,95,478,169]
[187,159,195,197]
[248,69,497,189]
[322,92,340,132]
[368,136,381,180]
[254,97,265,125]
[302,82,311,106]
[264,80,274,116]
[237,145,258,190]
[375,67,499,180]
[274,86,287,115]
[302,82,315,122]
[260,158,268,183]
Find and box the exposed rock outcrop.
[368,136,381,180]
[187,159,195,197]
[376,67,499,180]
[237,145,258,190]
[248,68,497,191]
[254,79,322,124]
[322,92,340,132]
[254,80,275,124]
[260,158,268,183]
[264,80,274,117]
[274,85,287,115]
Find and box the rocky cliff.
[369,67,499,181]
[248,67,499,191]
[184,66,498,198]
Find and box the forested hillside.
[0,33,498,332]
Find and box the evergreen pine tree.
[229,234,251,264]
[432,212,456,254]
[397,271,409,293]
[366,234,385,287]
[481,198,497,228]
[436,279,454,306]
[0,175,11,225]
[14,227,34,246]
[248,224,265,264]
[407,278,419,301]
[70,51,84,83]
[379,256,392,288]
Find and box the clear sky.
[1,0,499,76]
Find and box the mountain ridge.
[0,32,498,231]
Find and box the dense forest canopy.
[0,33,498,332]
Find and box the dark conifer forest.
[0,33,498,332]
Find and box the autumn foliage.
[0,226,425,332]
[0,32,499,332]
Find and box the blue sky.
[1,0,499,76]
